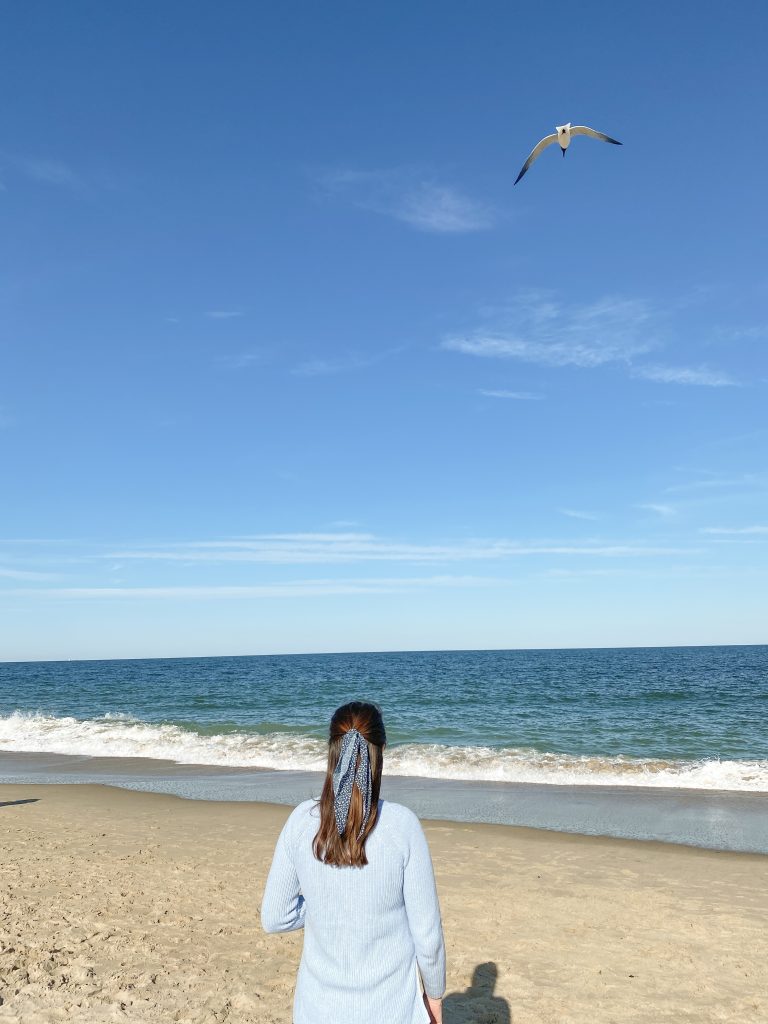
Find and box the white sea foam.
[0,712,327,772]
[1,712,766,792]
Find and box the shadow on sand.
[443,962,511,1023]
[0,798,39,808]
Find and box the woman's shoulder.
[376,800,425,851]
[289,797,319,820]
[292,797,319,815]
[379,799,421,827]
[283,798,319,836]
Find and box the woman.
[261,701,446,1024]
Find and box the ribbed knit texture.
[261,799,446,1024]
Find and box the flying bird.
[514,123,622,185]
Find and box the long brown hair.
[313,701,386,867]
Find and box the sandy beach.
[1,783,766,1023]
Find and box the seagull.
[514,123,622,185]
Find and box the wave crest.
[1,712,766,792]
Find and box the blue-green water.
[1,645,766,791]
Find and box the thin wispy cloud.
[11,155,80,187]
[634,364,738,387]
[320,168,493,233]
[291,347,403,377]
[701,525,768,535]
[714,324,768,342]
[0,566,56,581]
[666,472,766,494]
[560,509,599,521]
[205,310,244,320]
[638,503,677,517]
[541,565,749,581]
[292,356,369,377]
[8,575,504,601]
[0,538,76,545]
[444,292,738,388]
[217,351,263,369]
[693,428,768,452]
[394,183,492,233]
[104,532,699,565]
[478,389,544,400]
[443,295,655,369]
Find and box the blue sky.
[1,1,766,660]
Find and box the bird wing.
[514,133,559,185]
[570,125,623,145]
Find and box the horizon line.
[1,639,765,666]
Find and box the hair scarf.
[332,728,372,839]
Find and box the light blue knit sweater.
[261,798,446,1024]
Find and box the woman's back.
[262,797,445,1024]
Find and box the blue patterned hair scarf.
[332,728,372,839]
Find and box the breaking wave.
[1,711,766,792]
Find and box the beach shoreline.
[1,781,766,1022]
[2,749,768,854]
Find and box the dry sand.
[0,783,766,1023]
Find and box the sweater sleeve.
[402,814,446,999]
[261,811,307,934]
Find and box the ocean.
[1,645,767,852]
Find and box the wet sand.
[3,750,767,852]
[1,783,766,1022]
